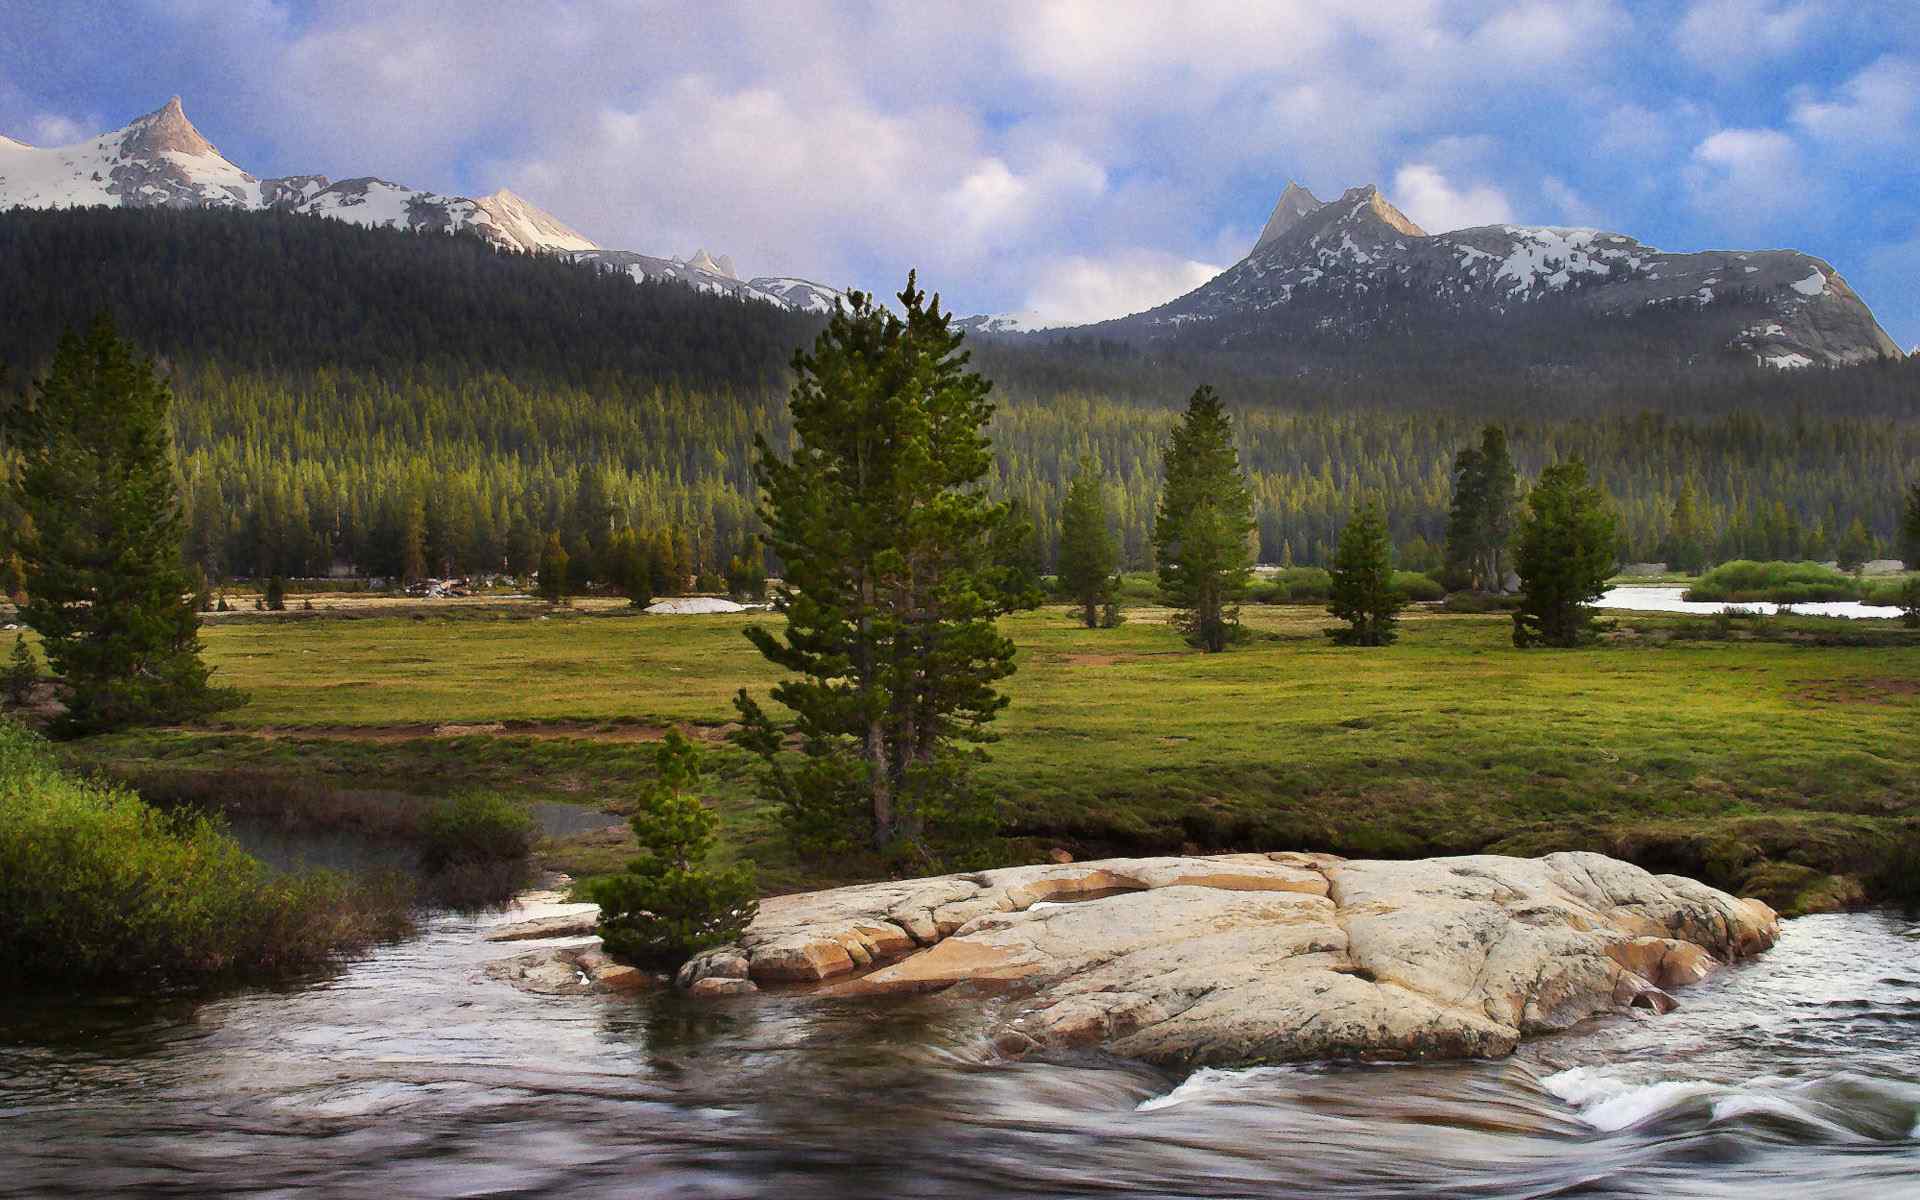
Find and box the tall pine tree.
[1057,461,1119,628]
[1326,498,1404,646]
[1155,386,1254,652]
[733,274,1027,855]
[4,317,240,733]
[1512,459,1619,648]
[1444,425,1519,591]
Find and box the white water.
[1595,586,1903,620]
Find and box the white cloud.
[1675,1,1821,72]
[1791,56,1920,149]
[1020,250,1222,325]
[1684,127,1811,228]
[1392,164,1514,232]
[1540,176,1604,226]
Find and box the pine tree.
[1512,459,1619,648]
[733,274,1024,855]
[582,731,758,967]
[1057,462,1118,628]
[1903,482,1920,568]
[1836,517,1875,572]
[1665,476,1706,574]
[401,494,429,585]
[1443,426,1519,591]
[2,317,241,733]
[265,575,286,612]
[537,533,570,606]
[1326,499,1404,646]
[1156,386,1254,652]
[4,635,35,707]
[991,498,1048,605]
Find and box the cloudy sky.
[4,1,1918,344]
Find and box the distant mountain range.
[1005,181,1902,369]
[0,97,843,315]
[1,98,1902,370]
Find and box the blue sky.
[4,1,1918,344]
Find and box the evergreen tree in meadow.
[1326,499,1404,646]
[603,528,653,608]
[1903,482,1920,568]
[733,274,1026,856]
[537,533,570,606]
[401,494,429,585]
[583,731,758,967]
[1836,517,1875,572]
[1512,459,1619,648]
[2,317,240,733]
[1057,461,1119,628]
[1156,386,1254,652]
[991,498,1048,605]
[1444,425,1519,591]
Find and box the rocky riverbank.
[485,851,1779,1067]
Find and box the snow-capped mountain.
[1087,181,1899,368]
[0,97,842,314]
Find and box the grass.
[43,599,1920,915]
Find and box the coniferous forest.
[1,206,1915,586]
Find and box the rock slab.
[675,851,1778,1067]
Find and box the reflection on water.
[1595,585,1903,620]
[0,899,1914,1197]
[224,801,620,875]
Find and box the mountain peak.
[685,248,737,279]
[1253,180,1323,253]
[124,95,218,159]
[1338,184,1426,239]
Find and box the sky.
[3,0,1918,345]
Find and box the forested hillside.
[1,207,1915,584]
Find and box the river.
[1,891,1913,1198]
[1594,586,1904,621]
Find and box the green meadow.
[46,599,1920,913]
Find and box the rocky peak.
[1341,184,1426,239]
[1253,181,1323,252]
[685,248,737,279]
[123,96,220,160]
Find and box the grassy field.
[35,597,1920,913]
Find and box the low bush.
[1392,572,1446,602]
[0,721,411,988]
[1684,560,1862,604]
[1440,590,1522,613]
[1251,567,1332,605]
[419,792,537,873]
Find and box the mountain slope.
[0,97,841,314]
[1096,183,1899,369]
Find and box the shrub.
[265,576,287,611]
[418,792,537,874]
[1392,572,1446,602]
[0,721,411,987]
[583,731,757,967]
[1251,567,1332,605]
[4,635,35,706]
[1684,560,1862,604]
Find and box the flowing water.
[1,892,1914,1198]
[1594,586,1904,621]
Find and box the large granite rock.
[673,851,1778,1067]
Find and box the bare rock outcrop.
[670,851,1777,1067]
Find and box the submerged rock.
[674,851,1778,1068]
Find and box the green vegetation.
[1327,500,1404,646]
[1057,462,1120,628]
[0,720,410,988]
[42,602,1920,915]
[1904,482,1920,566]
[4,635,35,706]
[1512,459,1619,648]
[538,534,570,606]
[1156,386,1255,652]
[1443,425,1519,591]
[582,731,757,967]
[1685,560,1866,604]
[419,793,537,872]
[4,317,240,734]
[735,276,1025,857]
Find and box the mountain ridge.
[0,97,843,315]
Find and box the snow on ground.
[644,597,751,615]
[1791,269,1827,296]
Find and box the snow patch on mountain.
[0,97,846,316]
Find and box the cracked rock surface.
[674,851,1778,1067]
